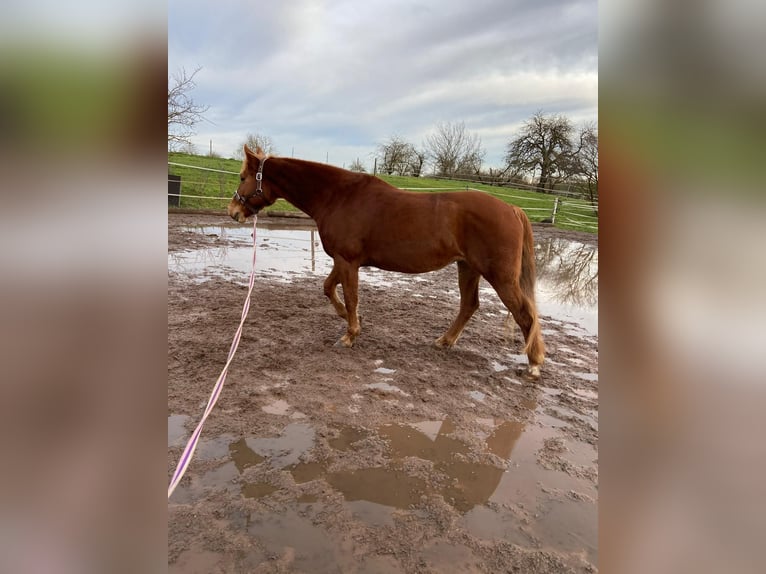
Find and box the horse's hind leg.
[435,261,481,348]
[323,264,347,319]
[489,277,544,378]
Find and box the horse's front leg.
[323,264,347,319]
[335,259,361,347]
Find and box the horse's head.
[228,144,275,223]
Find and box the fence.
[168,161,598,232]
[429,173,597,200]
[552,197,599,231]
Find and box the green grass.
[168,152,597,233]
[167,152,297,212]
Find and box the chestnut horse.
[228,145,545,378]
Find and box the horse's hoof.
[336,335,354,348]
[434,337,451,348]
[515,365,541,382]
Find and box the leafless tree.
[178,141,197,155]
[505,112,575,192]
[377,136,425,176]
[348,158,367,173]
[409,148,426,177]
[425,122,485,177]
[234,133,277,159]
[575,122,598,206]
[168,67,209,149]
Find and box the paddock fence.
[168,161,598,233]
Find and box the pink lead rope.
[168,214,259,499]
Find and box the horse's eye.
[240,176,245,182]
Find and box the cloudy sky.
[168,0,597,170]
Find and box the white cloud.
[170,0,597,168]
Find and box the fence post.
[168,174,181,207]
[311,229,316,273]
[551,197,560,224]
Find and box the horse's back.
[319,186,526,274]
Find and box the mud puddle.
[167,224,332,281]
[168,214,598,573]
[169,407,597,567]
[169,222,598,334]
[534,238,598,335]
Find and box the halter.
[234,156,267,211]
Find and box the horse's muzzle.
[227,202,247,223]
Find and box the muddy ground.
[168,213,598,573]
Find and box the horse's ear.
[243,144,257,169]
[255,145,264,155]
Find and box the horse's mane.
[244,145,394,193]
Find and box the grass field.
[168,152,597,233]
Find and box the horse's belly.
[364,248,460,274]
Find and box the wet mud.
[168,213,598,573]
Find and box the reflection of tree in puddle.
[535,238,598,307]
[170,224,326,275]
[168,246,231,271]
[168,226,234,272]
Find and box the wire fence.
[429,173,596,199]
[168,161,238,175]
[168,161,598,232]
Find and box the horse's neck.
[268,158,338,219]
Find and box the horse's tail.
[519,209,545,366]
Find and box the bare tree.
[409,148,426,177]
[234,133,277,159]
[425,122,485,177]
[179,141,197,155]
[348,158,367,173]
[376,136,424,176]
[505,112,574,192]
[575,122,598,206]
[168,66,209,149]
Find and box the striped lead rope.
[168,214,259,499]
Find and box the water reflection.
[229,437,264,473]
[378,418,527,512]
[175,418,528,513]
[535,238,598,308]
[169,223,598,332]
[289,417,527,513]
[170,415,596,563]
[168,224,330,278]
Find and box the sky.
[168,0,597,171]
